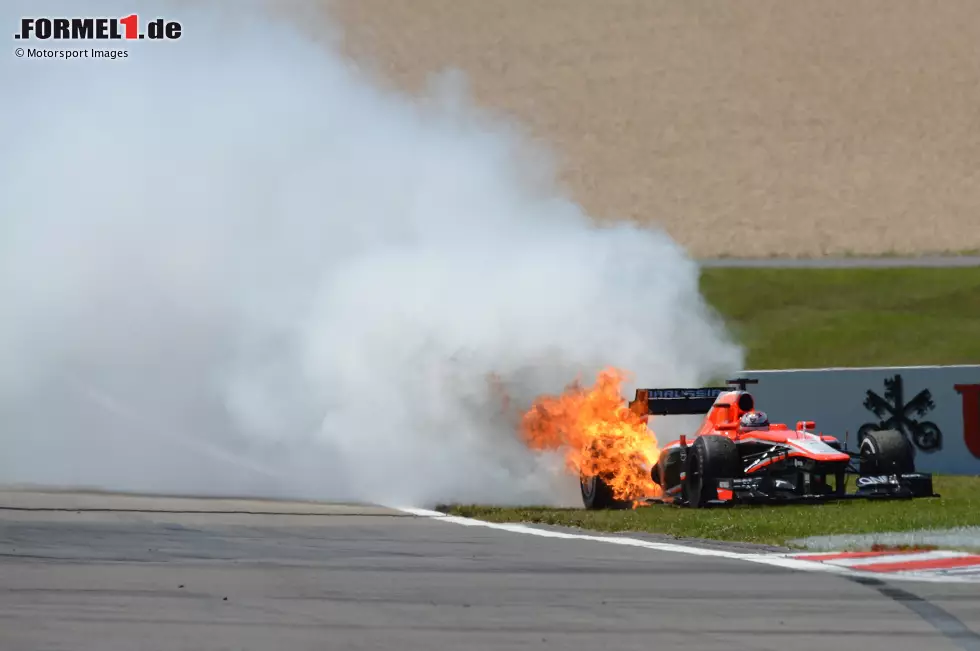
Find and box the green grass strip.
[699,267,980,369]
[444,476,980,549]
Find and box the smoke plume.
[0,0,743,507]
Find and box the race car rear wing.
[632,387,729,415]
[631,379,758,415]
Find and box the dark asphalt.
[1,491,979,651]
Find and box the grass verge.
[443,475,980,549]
[699,267,980,369]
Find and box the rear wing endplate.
[632,387,729,415]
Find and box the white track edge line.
[393,506,980,584]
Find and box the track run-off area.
[2,490,979,651]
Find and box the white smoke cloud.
[0,0,743,507]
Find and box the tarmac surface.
[2,490,979,651]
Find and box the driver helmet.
[740,411,769,428]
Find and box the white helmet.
[740,411,769,428]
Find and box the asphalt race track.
[2,491,979,651]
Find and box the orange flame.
[520,367,662,503]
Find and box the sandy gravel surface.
[326,0,980,258]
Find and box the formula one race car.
[580,378,937,509]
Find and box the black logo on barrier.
[858,374,942,452]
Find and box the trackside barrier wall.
[738,365,980,475]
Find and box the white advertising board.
[739,365,980,475]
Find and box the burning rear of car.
[520,372,937,509]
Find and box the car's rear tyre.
[580,473,631,510]
[684,436,741,508]
[860,429,914,475]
